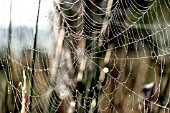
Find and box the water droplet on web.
[103,67,109,73]
[18,82,22,86]
[70,101,76,107]
[91,99,96,108]
[8,86,10,94]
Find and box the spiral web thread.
[0,0,170,113]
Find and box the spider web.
[0,0,170,113]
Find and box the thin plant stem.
[4,0,12,112]
[157,76,170,113]
[21,69,27,113]
[28,0,41,112]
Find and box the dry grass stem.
[21,69,27,113]
[77,37,86,82]
[50,28,65,82]
[99,44,113,82]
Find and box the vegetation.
[0,0,170,113]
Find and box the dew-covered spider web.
[0,0,170,113]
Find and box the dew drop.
[103,67,109,73]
